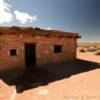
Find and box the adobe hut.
[0,26,80,70]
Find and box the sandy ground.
[0,51,100,100]
[77,51,100,63]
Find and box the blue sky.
[0,0,100,42]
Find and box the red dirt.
[0,51,100,100]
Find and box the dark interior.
[54,45,62,53]
[25,43,36,67]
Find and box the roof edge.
[0,26,80,38]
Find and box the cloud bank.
[14,10,37,24]
[0,0,38,24]
[0,0,13,23]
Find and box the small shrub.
[96,47,100,50]
[95,50,100,55]
[87,47,97,52]
[79,48,86,52]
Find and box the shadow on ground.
[0,59,100,93]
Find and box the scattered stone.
[37,88,49,95]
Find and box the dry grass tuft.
[79,48,86,53]
[95,50,100,55]
[87,47,97,52]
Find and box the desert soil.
[0,51,100,100]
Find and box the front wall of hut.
[0,31,77,71]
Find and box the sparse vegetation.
[78,42,100,55]
[95,50,100,55]
[79,48,86,52]
[87,47,97,52]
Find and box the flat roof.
[0,26,80,38]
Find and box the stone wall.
[0,34,77,71]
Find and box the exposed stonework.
[0,26,80,71]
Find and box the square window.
[54,45,62,53]
[10,49,17,56]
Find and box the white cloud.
[0,0,38,24]
[0,0,13,23]
[46,27,52,30]
[14,10,37,24]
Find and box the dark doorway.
[25,43,36,68]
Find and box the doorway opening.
[25,43,36,68]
